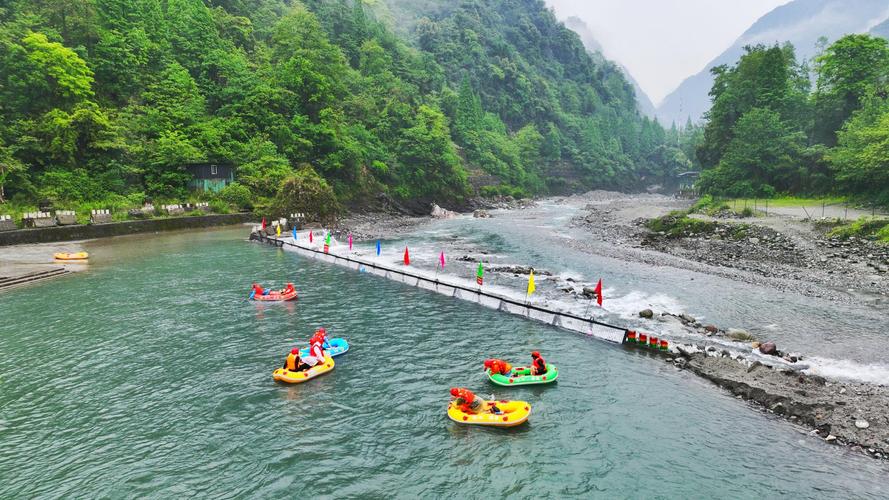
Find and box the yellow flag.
[527,270,536,296]
[276,224,281,236]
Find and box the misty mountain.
[563,16,657,118]
[657,0,889,125]
[871,18,889,38]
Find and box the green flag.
[476,262,484,285]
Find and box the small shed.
[185,162,234,192]
[676,171,700,198]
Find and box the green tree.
[698,108,805,196]
[813,34,889,145]
[829,94,889,202]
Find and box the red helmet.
[483,359,493,368]
[291,348,299,354]
[531,351,540,358]
[450,387,460,397]
[318,327,326,334]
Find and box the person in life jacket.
[483,358,513,376]
[251,283,264,298]
[284,348,310,372]
[302,336,326,367]
[450,388,502,415]
[281,282,295,295]
[313,327,330,349]
[530,351,547,375]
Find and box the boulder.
[759,342,778,356]
[855,419,870,429]
[638,309,654,319]
[704,325,718,333]
[473,209,491,218]
[679,313,695,324]
[430,204,457,219]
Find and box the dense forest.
[695,35,889,205]
[0,0,687,217]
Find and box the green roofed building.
[185,163,234,192]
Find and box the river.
[1,223,886,498]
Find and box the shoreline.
[0,212,254,247]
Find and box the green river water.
[1,227,887,498]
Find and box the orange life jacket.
[453,388,476,411]
[286,353,298,371]
[489,359,512,375]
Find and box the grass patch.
[726,196,847,208]
[646,211,717,238]
[828,217,889,243]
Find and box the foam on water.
[804,357,889,386]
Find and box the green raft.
[486,365,559,386]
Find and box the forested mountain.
[657,0,889,125]
[562,16,657,118]
[0,0,684,216]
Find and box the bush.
[271,164,340,224]
[219,182,252,210]
[209,199,231,214]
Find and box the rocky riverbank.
[649,312,889,461]
[570,193,888,304]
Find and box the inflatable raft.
[486,365,558,386]
[299,338,349,358]
[252,289,297,301]
[54,252,89,261]
[272,355,334,384]
[447,400,531,427]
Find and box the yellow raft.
[447,400,531,427]
[272,355,334,384]
[54,252,89,261]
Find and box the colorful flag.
[376,240,381,256]
[403,247,410,265]
[439,251,445,269]
[261,217,266,230]
[276,224,281,237]
[309,230,313,243]
[292,228,297,240]
[594,278,603,306]
[527,270,536,296]
[476,262,484,285]
[348,234,353,250]
[324,232,331,253]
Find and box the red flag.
[403,247,410,266]
[261,217,266,230]
[309,230,313,243]
[594,279,603,306]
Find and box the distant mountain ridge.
[872,17,889,38]
[656,0,889,125]
[563,16,657,118]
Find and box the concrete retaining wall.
[0,213,254,246]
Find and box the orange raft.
[251,289,298,301]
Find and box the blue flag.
[292,228,297,240]
[376,240,381,256]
